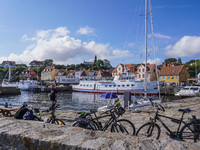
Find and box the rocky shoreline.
[0,97,200,149]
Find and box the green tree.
[164,58,177,65]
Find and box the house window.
[163,76,166,79]
[70,73,73,76]
[171,76,174,79]
[139,75,141,78]
[167,76,170,79]
[175,76,178,79]
[139,69,141,72]
[159,76,162,79]
[142,69,144,72]
[142,74,144,78]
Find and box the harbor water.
[0,91,177,111]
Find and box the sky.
[0,0,200,67]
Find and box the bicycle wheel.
[73,120,95,130]
[111,119,135,136]
[136,122,160,140]
[55,119,66,125]
[180,122,200,142]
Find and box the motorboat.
[175,84,200,98]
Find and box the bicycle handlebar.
[149,98,165,112]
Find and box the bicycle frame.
[87,110,119,131]
[153,111,195,138]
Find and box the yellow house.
[41,66,59,81]
[159,64,190,85]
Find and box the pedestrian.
[49,84,58,115]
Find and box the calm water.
[0,91,178,111]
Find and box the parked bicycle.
[136,99,200,142]
[34,104,65,125]
[73,107,135,136]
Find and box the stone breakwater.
[1,97,200,149]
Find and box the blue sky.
[0,0,200,67]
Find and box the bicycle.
[136,99,200,142]
[73,107,135,136]
[33,104,65,126]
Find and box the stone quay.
[1,97,200,149]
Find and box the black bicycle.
[34,104,65,125]
[73,107,135,136]
[136,100,200,142]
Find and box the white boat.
[17,80,38,91]
[1,67,18,87]
[175,84,200,98]
[72,74,163,96]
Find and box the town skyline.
[0,0,200,67]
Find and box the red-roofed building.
[135,64,158,81]
[19,68,37,80]
[112,64,135,77]
[159,64,190,85]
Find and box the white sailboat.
[129,0,161,108]
[1,66,18,87]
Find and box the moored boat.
[175,84,200,98]
[72,73,164,96]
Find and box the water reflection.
[0,91,178,111]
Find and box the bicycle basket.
[115,107,125,116]
[189,116,200,133]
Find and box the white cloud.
[128,42,135,47]
[0,27,130,65]
[147,58,161,64]
[76,26,95,35]
[112,49,131,58]
[148,33,171,39]
[166,36,200,57]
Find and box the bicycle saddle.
[178,108,191,113]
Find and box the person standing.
[49,84,58,115]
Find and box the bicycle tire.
[136,122,161,140]
[111,119,135,136]
[73,120,95,130]
[180,122,200,142]
[55,119,66,125]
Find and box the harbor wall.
[0,117,199,150]
[1,97,200,150]
[0,87,21,95]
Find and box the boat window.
[127,84,129,87]
[118,85,120,87]
[105,85,107,87]
[131,84,134,86]
[90,85,92,87]
[191,88,198,91]
[183,88,189,90]
[113,85,116,87]
[109,85,112,87]
[122,85,125,87]
[83,84,85,86]
[80,84,82,86]
[87,85,89,87]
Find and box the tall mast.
[144,0,148,99]
[8,66,11,82]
